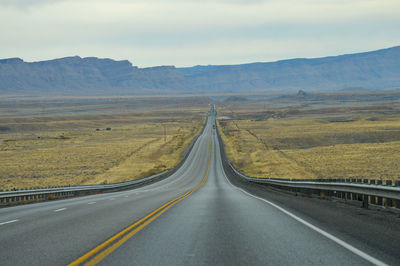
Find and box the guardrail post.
[361,179,369,208]
[370,179,376,204]
[386,180,393,207]
[344,179,349,200]
[338,179,344,199]
[362,194,369,209]
[358,183,363,202]
[377,180,383,206]
[395,181,400,209]
[353,179,357,200]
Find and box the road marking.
[54,208,66,212]
[222,170,387,266]
[69,130,213,266]
[124,196,129,198]
[109,198,115,201]
[0,219,19,226]
[88,202,96,205]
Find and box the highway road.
[0,111,399,265]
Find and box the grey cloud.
[0,0,68,8]
[0,0,399,67]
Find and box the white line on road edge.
[88,202,96,205]
[222,171,387,266]
[239,188,387,266]
[54,208,66,212]
[0,219,19,226]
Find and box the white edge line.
[238,187,387,266]
[88,202,96,205]
[54,208,66,212]
[0,219,19,226]
[221,163,387,266]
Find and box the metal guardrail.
[0,170,169,205]
[0,115,210,206]
[230,165,400,200]
[216,123,400,209]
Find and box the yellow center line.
[69,129,213,266]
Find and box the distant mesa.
[224,96,247,102]
[339,87,369,92]
[297,90,307,97]
[0,57,24,64]
[1,46,400,96]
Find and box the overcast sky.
[0,0,399,67]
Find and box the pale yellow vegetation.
[0,110,206,189]
[219,108,400,181]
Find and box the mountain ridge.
[1,46,400,96]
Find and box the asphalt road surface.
[0,113,399,265]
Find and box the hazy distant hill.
[0,56,188,96]
[1,46,400,96]
[179,46,400,93]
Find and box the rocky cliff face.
[0,56,190,95]
[0,56,142,95]
[178,46,400,92]
[1,46,400,96]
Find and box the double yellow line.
[69,133,212,266]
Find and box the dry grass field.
[0,98,208,189]
[218,91,400,181]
